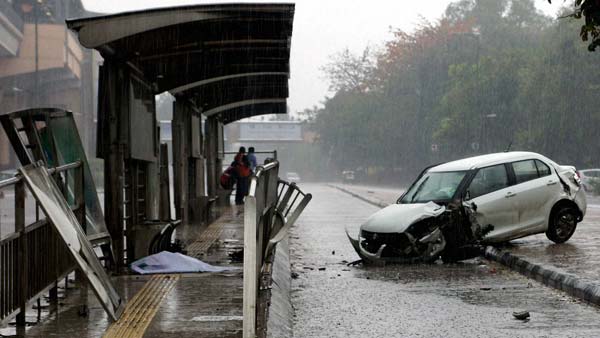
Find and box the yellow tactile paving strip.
[104,274,180,338]
[186,221,225,257]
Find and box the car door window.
[468,164,509,199]
[512,160,539,184]
[534,160,551,177]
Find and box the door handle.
[505,192,516,198]
[547,180,558,186]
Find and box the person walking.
[247,147,258,171]
[234,146,246,163]
[234,147,251,204]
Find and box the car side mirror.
[464,190,471,201]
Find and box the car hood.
[360,202,445,234]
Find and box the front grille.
[361,230,412,255]
[361,230,404,244]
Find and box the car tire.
[546,206,578,244]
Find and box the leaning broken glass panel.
[18,164,123,321]
[0,109,110,244]
[47,112,110,243]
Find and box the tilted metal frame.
[265,180,312,256]
[18,164,123,321]
[0,161,82,325]
[0,108,112,245]
[243,161,312,338]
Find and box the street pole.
[34,1,39,107]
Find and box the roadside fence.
[0,161,83,326]
[242,160,311,338]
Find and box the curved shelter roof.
[66,3,294,123]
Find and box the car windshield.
[400,171,467,204]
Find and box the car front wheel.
[546,206,578,243]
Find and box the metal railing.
[243,160,311,338]
[222,150,278,161]
[0,2,24,33]
[0,161,83,326]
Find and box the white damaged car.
[347,152,587,264]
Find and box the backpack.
[220,166,237,189]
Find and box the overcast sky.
[81,0,564,114]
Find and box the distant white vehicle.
[348,152,587,263]
[578,169,600,192]
[342,170,355,182]
[285,172,301,183]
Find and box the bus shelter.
[66,3,294,268]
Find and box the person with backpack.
[234,147,251,204]
[220,161,239,190]
[234,146,246,163]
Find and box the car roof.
[429,151,550,172]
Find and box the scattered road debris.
[512,311,531,320]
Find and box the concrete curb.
[484,246,600,306]
[328,184,389,208]
[266,236,293,338]
[329,183,600,307]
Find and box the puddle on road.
[293,259,600,338]
[344,260,562,309]
[191,315,243,322]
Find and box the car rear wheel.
[546,206,578,243]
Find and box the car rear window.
[513,160,539,184]
[535,160,551,177]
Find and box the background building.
[0,0,100,170]
[224,120,323,180]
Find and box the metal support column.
[98,61,128,270]
[172,100,189,225]
[205,117,219,198]
[74,163,89,316]
[159,143,171,222]
[15,180,26,327]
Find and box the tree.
[311,0,600,182]
[321,47,377,93]
[549,0,600,51]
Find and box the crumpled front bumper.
[345,226,446,264]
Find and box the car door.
[509,159,560,234]
[467,164,517,241]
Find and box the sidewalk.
[6,205,245,338]
[498,214,600,289]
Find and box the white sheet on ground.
[130,251,237,274]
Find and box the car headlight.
[573,172,582,186]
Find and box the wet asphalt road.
[290,184,600,338]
